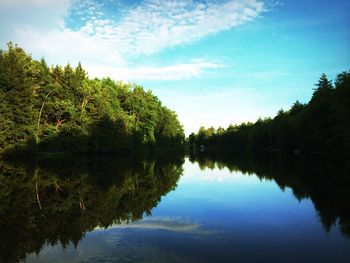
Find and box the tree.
[0,44,185,156]
[188,72,349,159]
[0,43,38,152]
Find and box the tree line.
[0,43,185,157]
[189,71,350,160]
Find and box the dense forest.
[189,71,350,160]
[0,43,185,157]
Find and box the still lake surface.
[1,156,349,263]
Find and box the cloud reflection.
[95,217,214,235]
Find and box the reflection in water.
[102,217,213,235]
[1,153,350,262]
[190,152,350,238]
[0,156,184,263]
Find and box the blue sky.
[0,0,349,134]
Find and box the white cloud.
[0,0,266,80]
[86,0,266,56]
[14,28,125,68]
[0,0,71,36]
[85,61,222,81]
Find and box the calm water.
[1,156,349,263]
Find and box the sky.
[0,0,349,135]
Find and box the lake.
[1,155,349,263]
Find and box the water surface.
[1,156,349,263]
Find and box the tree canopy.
[0,43,185,156]
[189,71,350,160]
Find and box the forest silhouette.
[1,43,349,160]
[0,43,185,158]
[189,71,350,161]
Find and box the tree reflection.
[190,152,350,238]
[0,156,184,263]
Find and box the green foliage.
[0,43,38,152]
[189,71,350,160]
[0,44,185,156]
